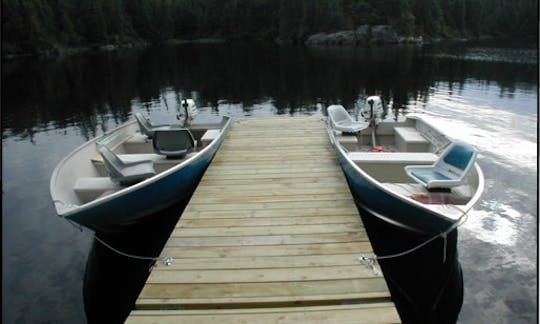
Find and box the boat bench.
[394,127,430,152]
[201,129,221,147]
[348,152,438,183]
[92,153,196,174]
[335,135,361,151]
[96,132,132,151]
[91,153,165,165]
[335,135,359,144]
[123,133,154,153]
[74,177,121,203]
[348,152,438,164]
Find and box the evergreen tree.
[53,0,79,45]
[78,0,107,44]
[2,0,28,51]
[412,0,444,35]
[2,0,538,56]
[101,0,135,43]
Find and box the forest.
[2,0,538,56]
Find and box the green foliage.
[2,0,538,55]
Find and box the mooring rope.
[358,204,473,272]
[65,219,174,266]
[93,235,160,261]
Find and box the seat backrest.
[98,146,126,180]
[435,141,477,178]
[152,129,195,158]
[328,105,353,124]
[134,112,154,138]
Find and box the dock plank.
[178,215,360,227]
[126,117,400,322]
[180,206,359,219]
[165,231,368,247]
[159,242,376,258]
[137,278,390,305]
[127,303,401,324]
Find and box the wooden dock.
[126,117,400,323]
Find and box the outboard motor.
[360,96,385,148]
[360,96,384,125]
[177,99,198,126]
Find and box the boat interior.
[333,116,481,210]
[69,119,227,205]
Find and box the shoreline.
[3,35,534,60]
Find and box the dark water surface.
[2,41,537,323]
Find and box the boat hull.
[354,202,463,324]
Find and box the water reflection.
[466,203,522,246]
[427,42,538,65]
[3,42,536,143]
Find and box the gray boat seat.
[152,128,196,159]
[74,177,121,202]
[98,146,156,185]
[327,105,369,133]
[134,112,170,139]
[404,141,477,190]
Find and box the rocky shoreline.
[3,38,231,60]
[304,25,423,46]
[2,40,151,60]
[4,26,495,60]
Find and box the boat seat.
[152,128,196,159]
[74,177,121,202]
[348,152,438,164]
[404,141,477,190]
[122,133,155,153]
[200,129,221,147]
[99,146,156,186]
[327,105,369,133]
[394,127,429,152]
[134,112,171,139]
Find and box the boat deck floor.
[125,116,401,323]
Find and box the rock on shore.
[305,25,422,46]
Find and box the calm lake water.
[2,41,537,323]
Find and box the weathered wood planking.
[126,117,400,323]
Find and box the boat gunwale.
[50,115,233,218]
